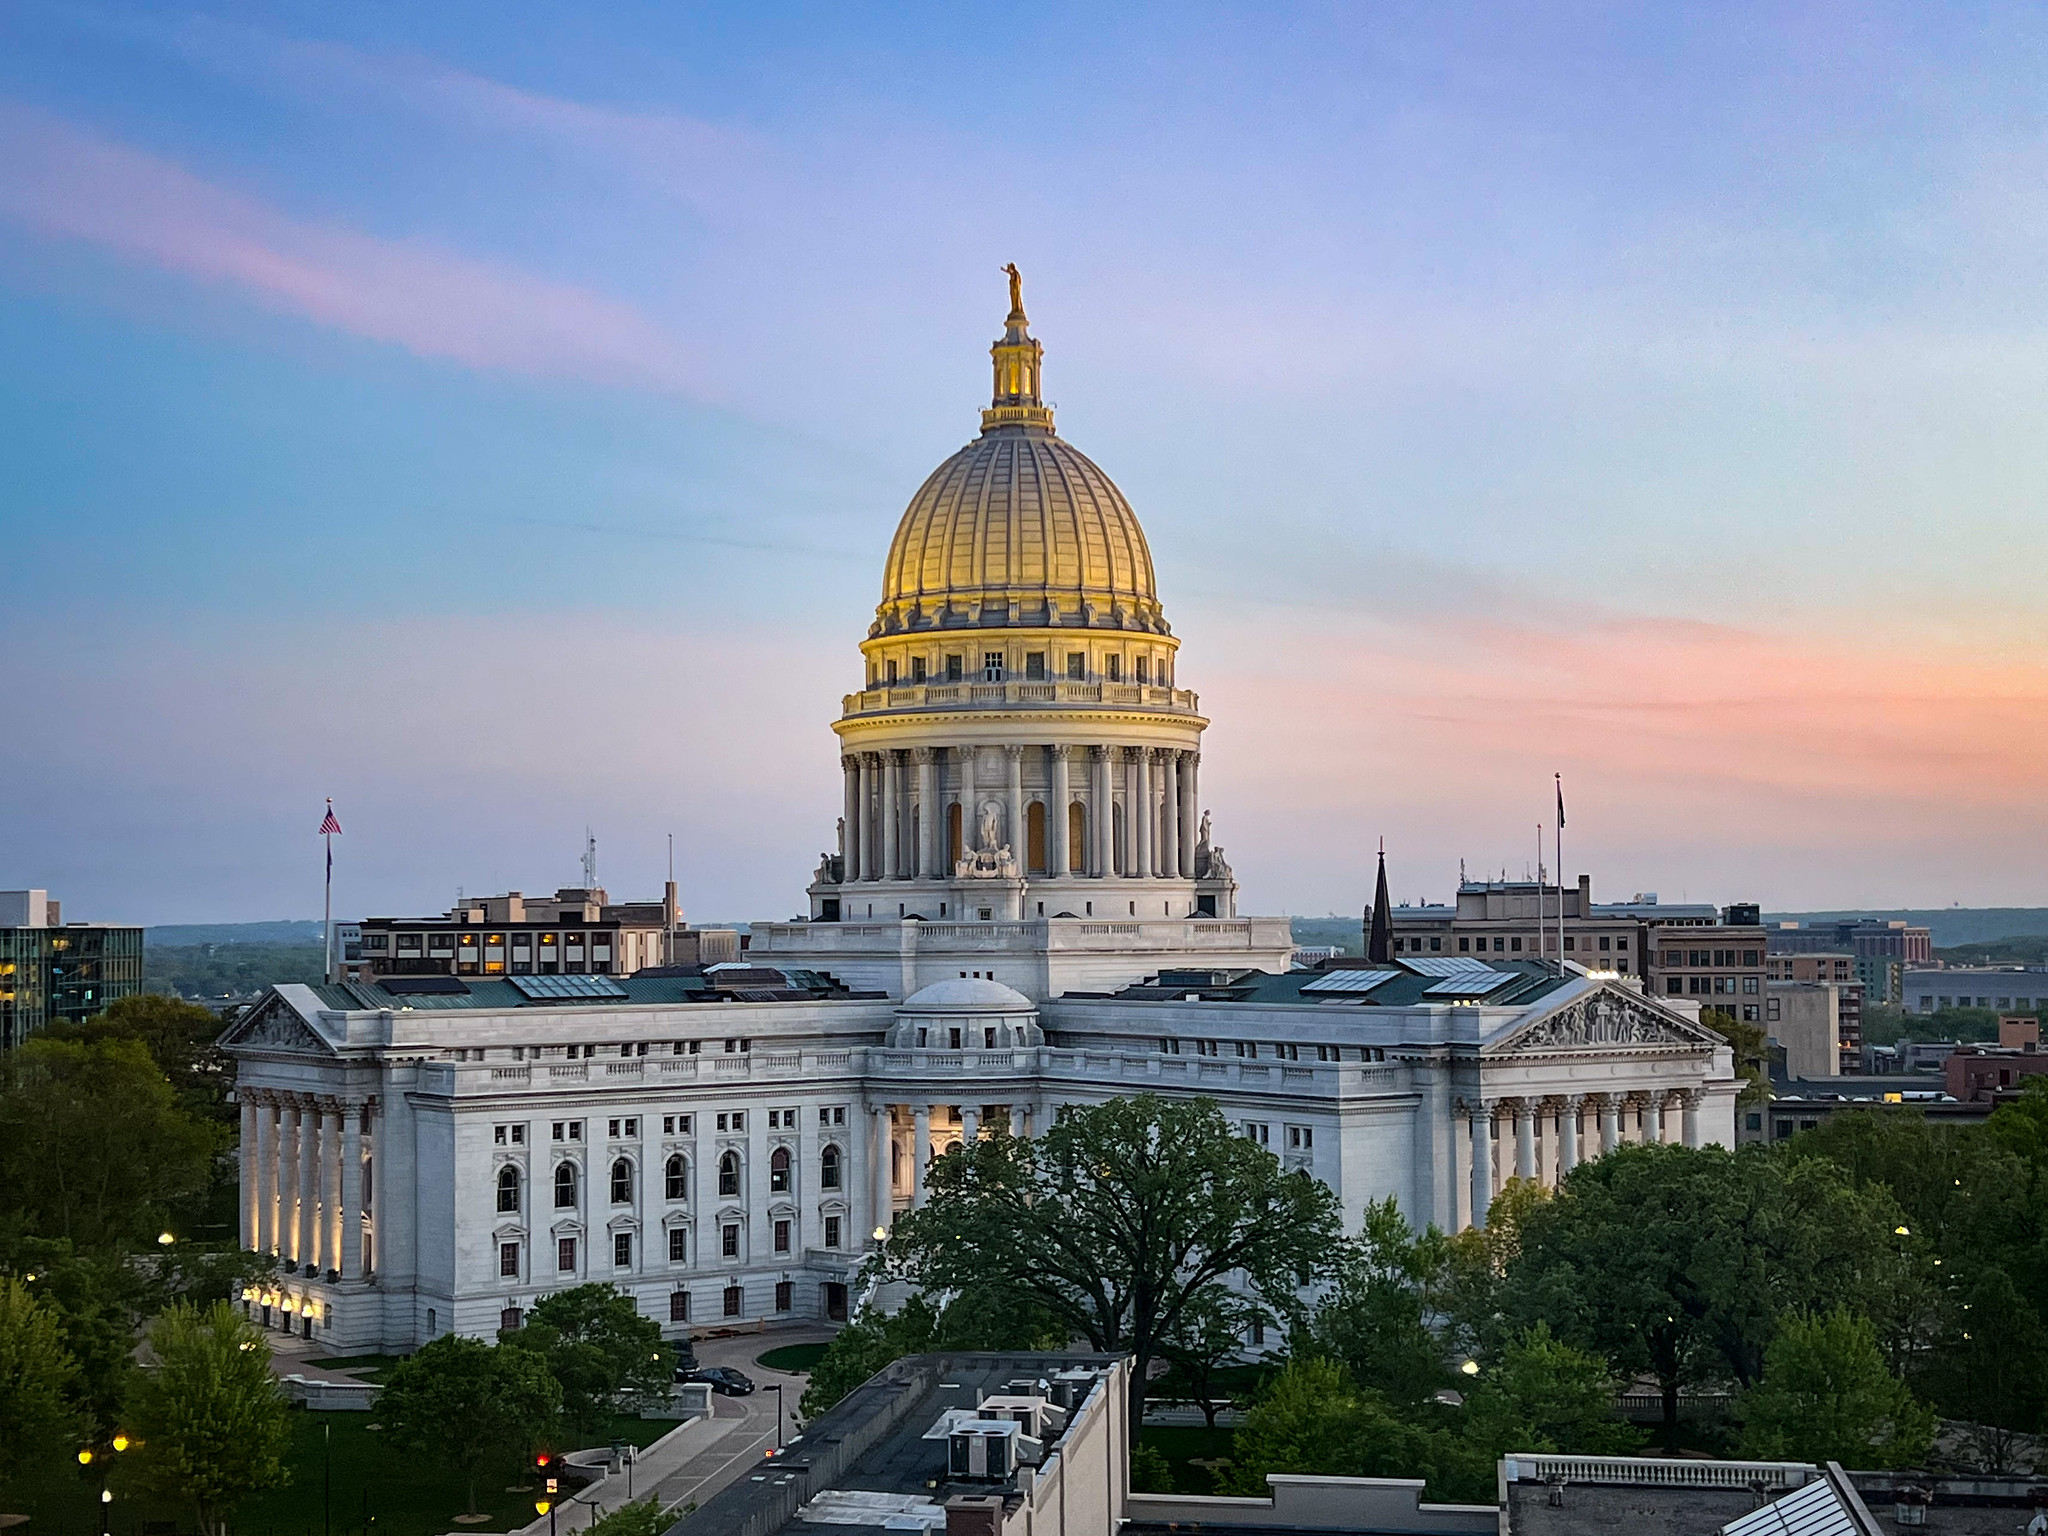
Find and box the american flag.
[319,803,342,836]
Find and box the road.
[647,1325,836,1517]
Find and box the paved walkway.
[265,1330,384,1386]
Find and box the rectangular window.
[1135,656,1149,683]
[500,1242,520,1278]
[1066,652,1085,680]
[946,654,963,682]
[1743,949,1760,965]
[1316,1044,1340,1061]
[670,1290,689,1322]
[1244,1122,1270,1145]
[1616,936,1629,950]
[1667,977,1684,995]
[773,1219,791,1253]
[1598,936,1611,951]
[669,1228,687,1263]
[1429,937,1442,951]
[1025,652,1046,680]
[1458,937,1470,952]
[722,1224,740,1259]
[1288,1125,1313,1150]
[885,659,898,684]
[495,1125,507,1145]
[775,1280,793,1312]
[1564,937,1576,952]
[983,651,1004,680]
[614,1233,632,1268]
[1493,938,1506,952]
[723,1285,743,1318]
[1107,655,1122,681]
[824,1215,842,1248]
[1511,937,1523,952]
[558,1237,577,1272]
[818,1106,846,1126]
[1743,977,1759,994]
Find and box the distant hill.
[146,920,325,947]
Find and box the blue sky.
[4,1,2048,925]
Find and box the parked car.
[685,1366,756,1396]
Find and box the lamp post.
[99,1488,112,1536]
[767,1384,785,1450]
[323,1420,332,1536]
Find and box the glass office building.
[0,924,144,1048]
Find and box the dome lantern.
[983,263,1053,433]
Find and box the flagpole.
[1554,774,1565,977]
[324,798,335,985]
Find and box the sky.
[4,1,2048,926]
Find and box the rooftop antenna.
[582,828,598,891]
[666,832,678,967]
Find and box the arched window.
[554,1163,577,1209]
[820,1143,841,1190]
[770,1146,791,1194]
[496,1165,520,1213]
[610,1158,633,1205]
[665,1154,687,1202]
[718,1150,740,1197]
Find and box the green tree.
[1460,1323,1643,1457]
[888,1095,1342,1443]
[0,1037,221,1251]
[1310,1198,1453,1410]
[0,1275,82,1482]
[499,1284,673,1436]
[1129,1441,1176,1494]
[122,1302,292,1536]
[1702,1008,1772,1106]
[799,1293,941,1419]
[582,1496,667,1536]
[377,1334,563,1513]
[1156,1287,1257,1429]
[1736,1308,1936,1469]
[46,994,237,1125]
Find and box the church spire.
[1366,840,1394,964]
[983,263,1054,433]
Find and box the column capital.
[1047,743,1071,761]
[842,754,861,772]
[911,746,935,764]
[1090,744,1114,762]
[1003,743,1025,762]
[1680,1087,1706,1109]
[1458,1097,1498,1118]
[1512,1097,1537,1119]
[861,749,883,766]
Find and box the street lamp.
[767,1384,785,1450]
[100,1487,112,1536]
[157,1231,175,1247]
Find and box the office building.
[0,889,144,1049]
[350,884,737,983]
[1768,919,1931,1004]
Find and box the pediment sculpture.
[226,999,334,1055]
[1502,991,1709,1053]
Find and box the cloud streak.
[0,101,699,391]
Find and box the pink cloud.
[0,101,699,390]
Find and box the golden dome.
[871,276,1165,637]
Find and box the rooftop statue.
[1003,262,1024,317]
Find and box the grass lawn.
[755,1343,829,1374]
[0,1410,682,1536]
[1138,1426,1237,1496]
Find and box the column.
[1559,1095,1581,1177]
[1008,1102,1029,1138]
[1004,745,1025,859]
[1180,754,1200,878]
[1135,750,1154,878]
[879,751,900,880]
[254,1096,278,1255]
[296,1102,320,1269]
[961,1105,979,1143]
[1514,1099,1536,1180]
[338,1103,363,1278]
[858,754,878,880]
[913,1106,932,1207]
[1598,1093,1620,1156]
[1681,1089,1703,1149]
[240,1098,260,1251]
[1160,752,1180,883]
[1091,747,1114,877]
[842,756,861,881]
[870,1106,892,1237]
[277,1103,301,1264]
[1048,746,1071,876]
[322,1102,344,1274]
[1469,1102,1495,1228]
[1644,1091,1665,1145]
[914,748,938,878]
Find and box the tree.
[46,995,237,1125]
[0,1037,221,1251]
[499,1284,674,1436]
[0,1238,145,1439]
[0,1276,82,1482]
[1736,1308,1936,1469]
[1460,1323,1643,1457]
[798,1294,941,1420]
[377,1334,562,1513]
[582,1497,666,1536]
[1156,1287,1257,1429]
[123,1302,292,1536]
[1310,1198,1453,1410]
[1702,1008,1772,1107]
[888,1095,1342,1443]
[1497,1142,1906,1433]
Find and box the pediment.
[1488,985,1721,1056]
[220,994,336,1056]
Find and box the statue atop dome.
[1003,262,1025,321]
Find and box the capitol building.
[224,278,1738,1351]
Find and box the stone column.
[1681,1089,1703,1149]
[1644,1091,1665,1145]
[240,1098,260,1251]
[871,1106,893,1237]
[339,1103,363,1278]
[842,755,861,880]
[1181,754,1200,878]
[1559,1095,1581,1176]
[297,1103,320,1270]
[1514,1099,1537,1180]
[881,751,901,880]
[321,1101,343,1274]
[914,748,938,878]
[913,1106,932,1208]
[1004,745,1025,861]
[1160,752,1180,883]
[858,754,878,880]
[1598,1093,1620,1156]
[1091,747,1114,877]
[1009,1103,1029,1138]
[254,1096,277,1254]
[961,1105,979,1142]
[277,1103,301,1264]
[1135,750,1155,878]
[1469,1102,1495,1228]
[1048,746,1071,876]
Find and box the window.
[1493,937,1506,952]
[1743,949,1760,965]
[1066,652,1085,680]
[983,651,1004,681]
[722,1224,740,1259]
[614,1232,632,1268]
[1025,652,1046,680]
[774,1280,793,1312]
[1666,977,1684,995]
[820,1143,842,1189]
[1135,656,1149,683]
[669,1228,688,1263]
[911,656,927,683]
[770,1146,792,1193]
[1159,1038,1180,1055]
[496,1165,521,1212]
[1598,936,1611,951]
[723,1284,743,1317]
[1429,937,1442,951]
[1273,1042,1300,1061]
[1195,1039,1219,1057]
[494,1123,526,1145]
[663,1114,693,1135]
[945,654,963,682]
[818,1106,846,1126]
[558,1237,577,1272]
[608,1117,639,1139]
[1287,1125,1313,1150]
[1511,937,1523,952]
[1741,1004,1760,1022]
[718,1151,740,1196]
[554,1164,578,1208]
[717,1110,746,1132]
[500,1241,520,1278]
[665,1154,687,1201]
[1458,937,1471,952]
[552,1121,583,1142]
[1742,977,1760,994]
[1244,1122,1270,1145]
[501,1305,523,1332]
[670,1290,690,1322]
[611,1158,633,1204]
[1107,655,1122,681]
[1616,936,1629,950]
[773,1219,791,1253]
[824,1215,842,1248]
[885,659,898,684]
[1316,1044,1340,1061]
